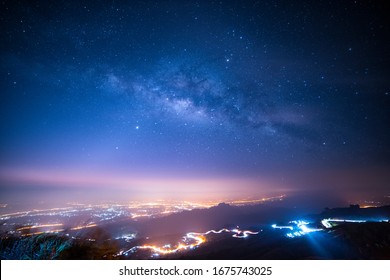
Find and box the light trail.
[16,223,64,231]
[231,228,259,238]
[272,218,390,238]
[321,219,367,228]
[136,234,206,255]
[115,233,136,242]
[291,220,321,233]
[131,213,152,219]
[320,218,389,228]
[272,224,293,230]
[70,223,97,230]
[119,227,259,257]
[272,220,322,238]
[21,229,65,236]
[229,194,286,206]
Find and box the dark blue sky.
[1,0,389,202]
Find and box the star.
[1,0,389,208]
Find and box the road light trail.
[16,223,64,231]
[119,227,259,256]
[272,220,322,238]
[320,218,388,228]
[70,223,97,230]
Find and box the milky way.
[0,1,389,203]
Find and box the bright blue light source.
[272,219,322,238]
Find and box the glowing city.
[1,194,389,259]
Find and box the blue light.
[272,219,322,238]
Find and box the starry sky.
[1,0,389,203]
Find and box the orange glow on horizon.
[0,167,287,201]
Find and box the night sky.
[1,1,389,203]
